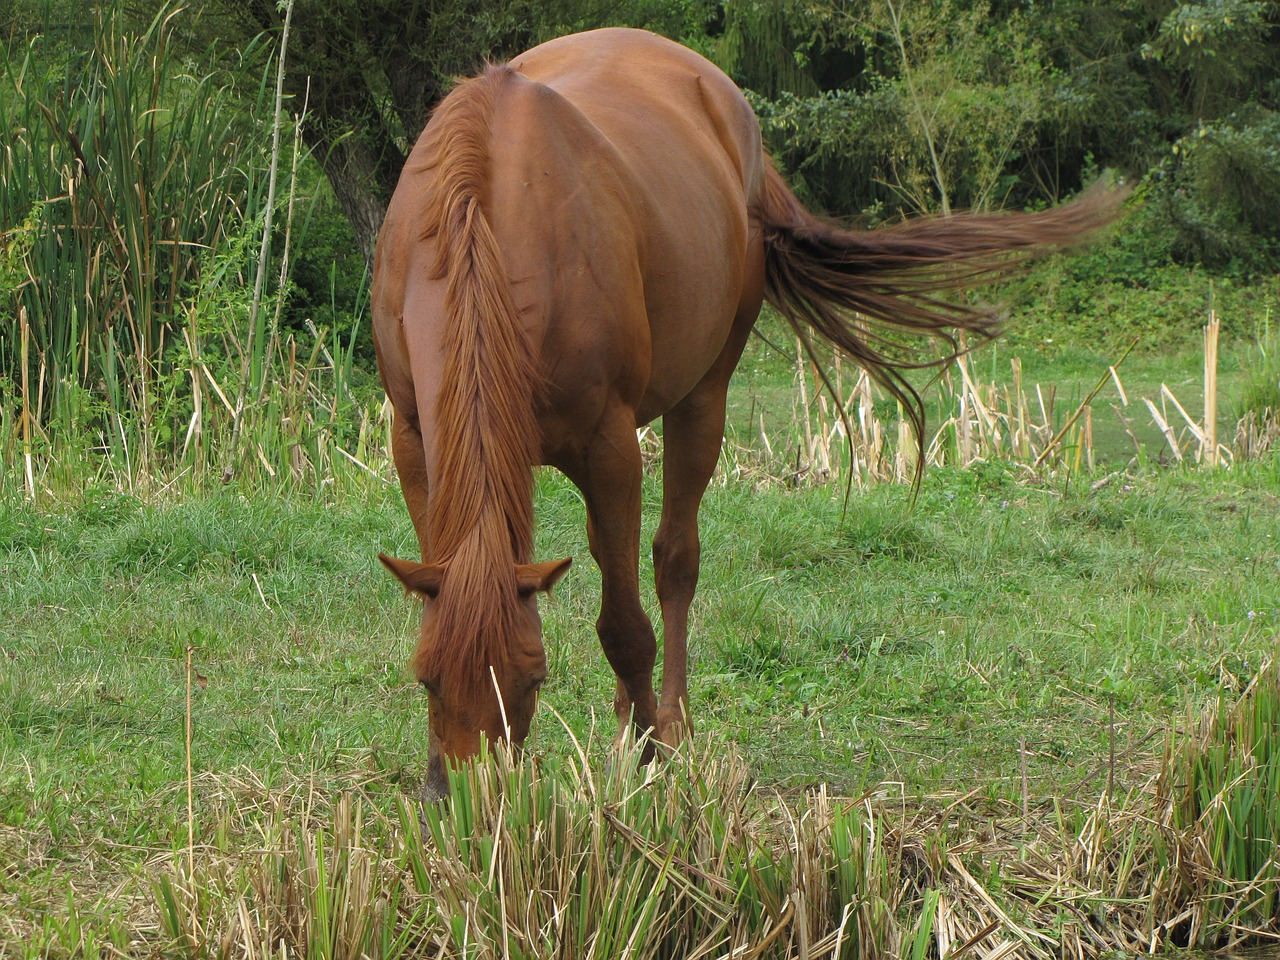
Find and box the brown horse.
[372,28,1122,801]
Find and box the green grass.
[2,453,1278,953]
[3,308,1279,954]
[3,10,1277,952]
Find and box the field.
[4,4,1280,953]
[3,336,1280,957]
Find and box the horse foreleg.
[391,415,432,559]
[565,412,661,755]
[390,414,452,802]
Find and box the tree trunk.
[307,126,401,267]
[290,65,409,267]
[211,0,545,267]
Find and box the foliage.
[744,1,1061,216]
[719,0,1279,274]
[2,464,1279,954]
[1152,0,1276,115]
[996,212,1280,355]
[1153,107,1280,272]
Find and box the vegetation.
[1,4,385,493]
[2,463,1278,956]
[2,2,1277,492]
[2,1,1279,957]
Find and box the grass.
[4,8,1278,953]
[2,453,1278,955]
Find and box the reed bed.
[728,315,1241,491]
[0,4,389,499]
[118,667,1280,960]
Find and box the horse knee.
[653,528,700,598]
[595,607,656,680]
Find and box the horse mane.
[412,65,541,702]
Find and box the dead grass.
[10,667,1274,959]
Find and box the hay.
[131,670,1280,959]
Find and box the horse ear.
[379,553,444,598]
[516,557,572,597]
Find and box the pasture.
[3,343,1278,956]
[3,5,1280,956]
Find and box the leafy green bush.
[1153,107,1280,275]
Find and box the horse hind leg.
[652,376,737,749]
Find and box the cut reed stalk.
[1034,337,1137,468]
[1205,307,1220,465]
[19,306,34,498]
[141,685,1280,960]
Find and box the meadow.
[3,8,1279,954]
[3,332,1279,957]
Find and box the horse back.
[373,30,768,468]
[495,30,767,430]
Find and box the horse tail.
[758,162,1126,473]
[413,65,540,697]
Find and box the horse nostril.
[419,776,450,806]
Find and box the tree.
[192,0,713,265]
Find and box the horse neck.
[421,65,540,571]
[411,65,541,699]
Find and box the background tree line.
[224,0,1280,275]
[1,0,1277,480]
[9,0,1275,267]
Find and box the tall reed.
[2,6,256,452]
[0,4,388,496]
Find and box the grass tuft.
[1165,661,1280,943]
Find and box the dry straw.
[143,667,1280,959]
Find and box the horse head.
[380,553,571,802]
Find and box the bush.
[1153,107,1280,275]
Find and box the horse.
[371,27,1123,802]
